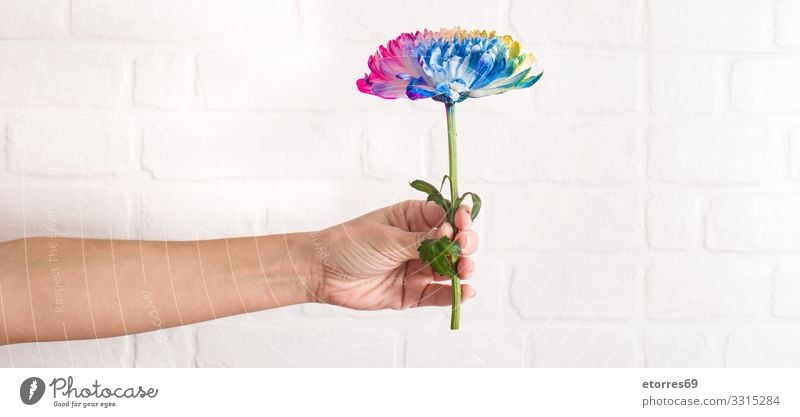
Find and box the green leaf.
[418,237,462,277]
[439,175,451,192]
[461,192,482,220]
[410,179,451,215]
[410,179,439,196]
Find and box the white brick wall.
[7,117,133,176]
[648,0,773,49]
[649,55,720,115]
[0,0,67,39]
[0,49,126,106]
[534,55,642,114]
[648,125,782,184]
[726,327,800,367]
[511,261,640,320]
[646,263,771,319]
[731,58,800,113]
[71,0,298,40]
[510,0,642,47]
[0,0,797,368]
[431,123,642,184]
[707,194,800,251]
[530,325,639,367]
[134,53,192,110]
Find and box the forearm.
[0,234,320,345]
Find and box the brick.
[141,117,361,180]
[776,0,800,46]
[731,58,800,114]
[648,126,781,185]
[650,55,718,114]
[792,130,800,181]
[71,0,297,40]
[363,118,427,180]
[726,327,800,367]
[6,117,133,176]
[510,0,641,46]
[646,195,703,250]
[431,122,641,184]
[195,324,398,367]
[0,336,133,367]
[511,261,640,320]
[257,180,420,234]
[644,327,722,367]
[137,182,269,240]
[0,184,130,241]
[298,0,505,43]
[773,263,800,317]
[0,0,67,39]
[134,53,192,110]
[0,127,6,172]
[405,329,525,367]
[646,263,770,319]
[462,260,506,320]
[535,55,641,114]
[486,191,645,250]
[0,50,126,107]
[648,0,772,49]
[530,325,638,367]
[197,46,364,112]
[707,194,800,251]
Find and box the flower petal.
[406,77,437,100]
[357,28,541,103]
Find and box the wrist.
[284,231,325,304]
[249,232,323,306]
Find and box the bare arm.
[0,200,479,345]
[0,234,319,345]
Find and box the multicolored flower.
[357,28,542,104]
[357,28,543,329]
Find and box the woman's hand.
[0,199,479,345]
[312,200,479,310]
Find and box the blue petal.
[406,77,436,100]
[470,52,496,89]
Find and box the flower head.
[357,28,542,104]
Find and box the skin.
[0,200,479,345]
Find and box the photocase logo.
[20,377,45,405]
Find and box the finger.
[397,227,447,260]
[405,259,433,278]
[463,285,476,301]
[440,222,454,239]
[401,267,432,309]
[422,200,448,227]
[457,256,475,279]
[454,229,479,256]
[414,283,476,307]
[403,200,447,232]
[454,204,473,231]
[409,256,463,282]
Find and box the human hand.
[311,200,479,310]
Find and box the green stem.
[445,102,461,330]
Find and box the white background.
[1,0,800,367]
